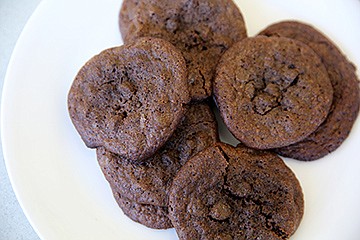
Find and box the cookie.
[68,37,190,162]
[259,21,360,161]
[168,143,304,240]
[119,0,247,101]
[214,36,333,149]
[112,192,172,229]
[97,102,218,207]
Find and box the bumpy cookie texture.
[68,37,190,162]
[214,36,333,149]
[119,0,247,100]
[97,103,218,207]
[259,21,360,161]
[112,192,172,229]
[169,143,304,240]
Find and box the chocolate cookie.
[68,37,190,162]
[97,103,218,207]
[112,192,172,229]
[168,143,304,240]
[259,21,360,161]
[214,36,333,149]
[119,0,247,101]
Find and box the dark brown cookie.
[97,103,218,207]
[119,0,247,101]
[214,36,333,149]
[68,37,190,162]
[259,21,360,161]
[112,192,172,229]
[168,143,304,240]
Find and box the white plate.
[2,0,360,239]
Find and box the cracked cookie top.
[68,37,190,162]
[169,143,304,240]
[119,0,247,101]
[214,36,333,149]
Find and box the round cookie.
[112,192,172,229]
[97,103,218,207]
[214,36,333,149]
[68,37,190,162]
[168,143,304,240]
[259,21,360,161]
[119,0,247,101]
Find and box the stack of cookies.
[68,0,360,239]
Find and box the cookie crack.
[222,191,289,239]
[289,74,300,87]
[198,69,208,95]
[251,72,303,115]
[208,215,231,224]
[100,80,115,86]
[216,145,231,195]
[216,145,230,163]
[268,222,288,239]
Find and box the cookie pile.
[96,102,219,229]
[67,0,360,239]
[119,0,247,101]
[214,36,334,150]
[259,21,360,161]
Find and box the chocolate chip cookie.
[68,37,190,162]
[259,21,360,161]
[214,36,333,149]
[168,143,304,239]
[119,0,247,100]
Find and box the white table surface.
[0,0,41,239]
